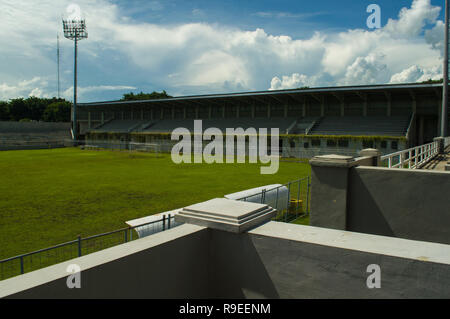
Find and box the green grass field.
[0,148,311,260]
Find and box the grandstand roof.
[78,82,443,109]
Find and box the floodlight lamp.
[62,19,88,41]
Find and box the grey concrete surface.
[1,224,209,299]
[347,166,450,245]
[208,221,450,298]
[3,221,450,299]
[309,155,357,230]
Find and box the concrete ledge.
[309,154,358,168]
[0,224,207,298]
[250,222,450,265]
[175,198,277,233]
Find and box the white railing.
[380,140,439,169]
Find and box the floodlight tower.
[62,18,88,140]
[442,0,449,137]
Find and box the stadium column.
[363,96,367,117]
[309,155,355,230]
[385,91,391,117]
[437,98,442,136]
[251,101,255,118]
[101,112,104,124]
[267,102,271,118]
[320,97,325,117]
[409,90,416,116]
[88,111,91,129]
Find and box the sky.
[0,0,447,102]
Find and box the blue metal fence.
[0,215,177,281]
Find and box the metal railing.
[380,140,439,169]
[0,215,178,281]
[235,177,311,223]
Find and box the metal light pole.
[442,0,449,137]
[62,19,88,140]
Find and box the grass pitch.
[0,148,311,259]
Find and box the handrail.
[0,215,178,280]
[405,113,415,143]
[305,117,321,135]
[380,140,439,169]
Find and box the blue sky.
[0,0,446,102]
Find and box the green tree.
[8,98,30,121]
[25,96,48,121]
[122,90,171,101]
[43,101,72,122]
[0,101,10,120]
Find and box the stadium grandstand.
[0,121,71,151]
[78,82,449,157]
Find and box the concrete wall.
[0,224,210,299]
[0,121,70,133]
[4,221,450,299]
[310,155,450,245]
[210,222,450,299]
[347,166,450,244]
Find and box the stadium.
[78,82,448,158]
[1,0,450,302]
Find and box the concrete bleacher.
[140,118,296,134]
[293,117,320,134]
[309,116,410,136]
[93,120,151,132]
[0,121,71,150]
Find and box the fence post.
[124,228,128,243]
[162,215,166,231]
[285,182,291,222]
[168,214,171,229]
[77,235,82,257]
[296,180,301,218]
[306,176,311,215]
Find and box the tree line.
[0,97,72,122]
[0,90,171,122]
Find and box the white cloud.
[0,0,446,100]
[425,20,445,56]
[270,74,312,90]
[62,85,136,100]
[0,77,50,100]
[390,65,442,83]
[340,53,388,86]
[384,0,440,37]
